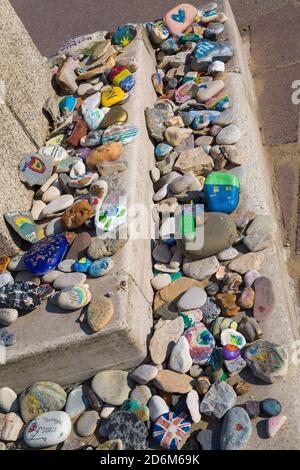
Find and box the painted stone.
[175,81,197,104]
[56,157,82,174]
[220,407,252,450]
[146,22,169,45]
[179,309,203,329]
[0,281,40,311]
[73,257,93,273]
[101,86,125,107]
[224,355,247,376]
[66,119,88,147]
[244,340,288,383]
[253,277,275,322]
[155,143,173,159]
[68,172,98,189]
[163,4,197,36]
[220,329,246,349]
[59,95,77,114]
[201,297,221,325]
[57,285,91,310]
[89,180,108,211]
[184,322,215,365]
[204,172,240,214]
[81,92,101,115]
[160,37,181,54]
[37,283,55,300]
[222,344,241,361]
[40,145,68,163]
[261,398,281,417]
[88,256,113,277]
[112,25,137,47]
[109,66,135,92]
[84,108,105,131]
[102,124,139,145]
[24,411,72,448]
[24,234,68,275]
[19,153,54,187]
[95,191,127,234]
[200,382,237,419]
[120,399,149,422]
[153,411,191,450]
[20,381,67,422]
[100,106,128,128]
[107,411,148,450]
[4,211,38,243]
[267,415,286,438]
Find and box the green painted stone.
[19,382,67,423]
[120,399,150,422]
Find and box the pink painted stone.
[164,3,197,36]
[244,270,261,287]
[267,415,286,438]
[253,277,275,322]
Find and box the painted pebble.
[57,285,91,310]
[220,407,252,450]
[184,322,215,365]
[88,256,113,278]
[153,411,191,450]
[24,234,68,275]
[24,411,72,448]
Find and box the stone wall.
[0,0,52,256]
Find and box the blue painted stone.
[153,411,191,450]
[220,407,252,450]
[72,257,93,273]
[24,234,69,275]
[59,95,77,114]
[260,398,281,417]
[88,257,113,278]
[201,297,221,326]
[119,75,135,93]
[160,37,181,54]
[155,143,173,159]
[222,344,241,361]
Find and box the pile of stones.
[0,2,287,451]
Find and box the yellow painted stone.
[46,134,65,146]
[100,106,128,128]
[101,86,125,107]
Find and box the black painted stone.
[107,411,148,450]
[0,281,41,311]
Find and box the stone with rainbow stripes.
[57,285,91,310]
[108,66,135,92]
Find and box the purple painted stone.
[222,344,241,361]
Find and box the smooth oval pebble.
[65,385,89,419]
[57,285,91,310]
[24,411,72,448]
[58,259,76,273]
[220,407,252,450]
[151,273,171,291]
[88,257,113,278]
[53,273,86,290]
[42,185,61,203]
[267,415,286,438]
[41,195,74,217]
[177,287,207,311]
[92,370,130,406]
[148,395,169,422]
[261,398,281,417]
[216,125,241,145]
[87,295,114,332]
[0,387,19,413]
[0,308,18,326]
[77,410,99,437]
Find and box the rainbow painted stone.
[184,322,215,365]
[175,81,197,104]
[153,411,191,450]
[24,234,69,275]
[19,153,54,187]
[112,25,137,47]
[220,329,246,350]
[57,285,91,310]
[108,66,135,92]
[102,124,139,145]
[4,211,38,243]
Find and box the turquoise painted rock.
[24,234,68,275]
[155,143,173,159]
[260,398,281,417]
[102,124,139,145]
[112,25,137,47]
[120,399,150,422]
[59,95,77,114]
[73,257,93,273]
[20,381,67,422]
[84,108,105,131]
[220,407,252,450]
[160,37,181,54]
[88,257,113,278]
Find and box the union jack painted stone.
[152,411,191,450]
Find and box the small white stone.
[186,390,201,423]
[42,183,61,203]
[100,405,115,419]
[0,309,18,326]
[130,365,158,385]
[24,411,72,448]
[0,387,19,413]
[148,395,169,422]
[69,160,86,178]
[31,200,46,221]
[151,273,171,291]
[169,336,193,373]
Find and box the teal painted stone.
[56,157,82,173]
[112,25,137,47]
[260,398,281,417]
[102,124,139,145]
[120,399,150,422]
[84,108,105,131]
[220,407,252,450]
[88,257,113,278]
[180,33,201,44]
[155,143,173,159]
[59,95,77,114]
[160,38,181,54]
[24,234,68,275]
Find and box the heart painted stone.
[164,4,197,36]
[24,234,69,275]
[19,153,54,187]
